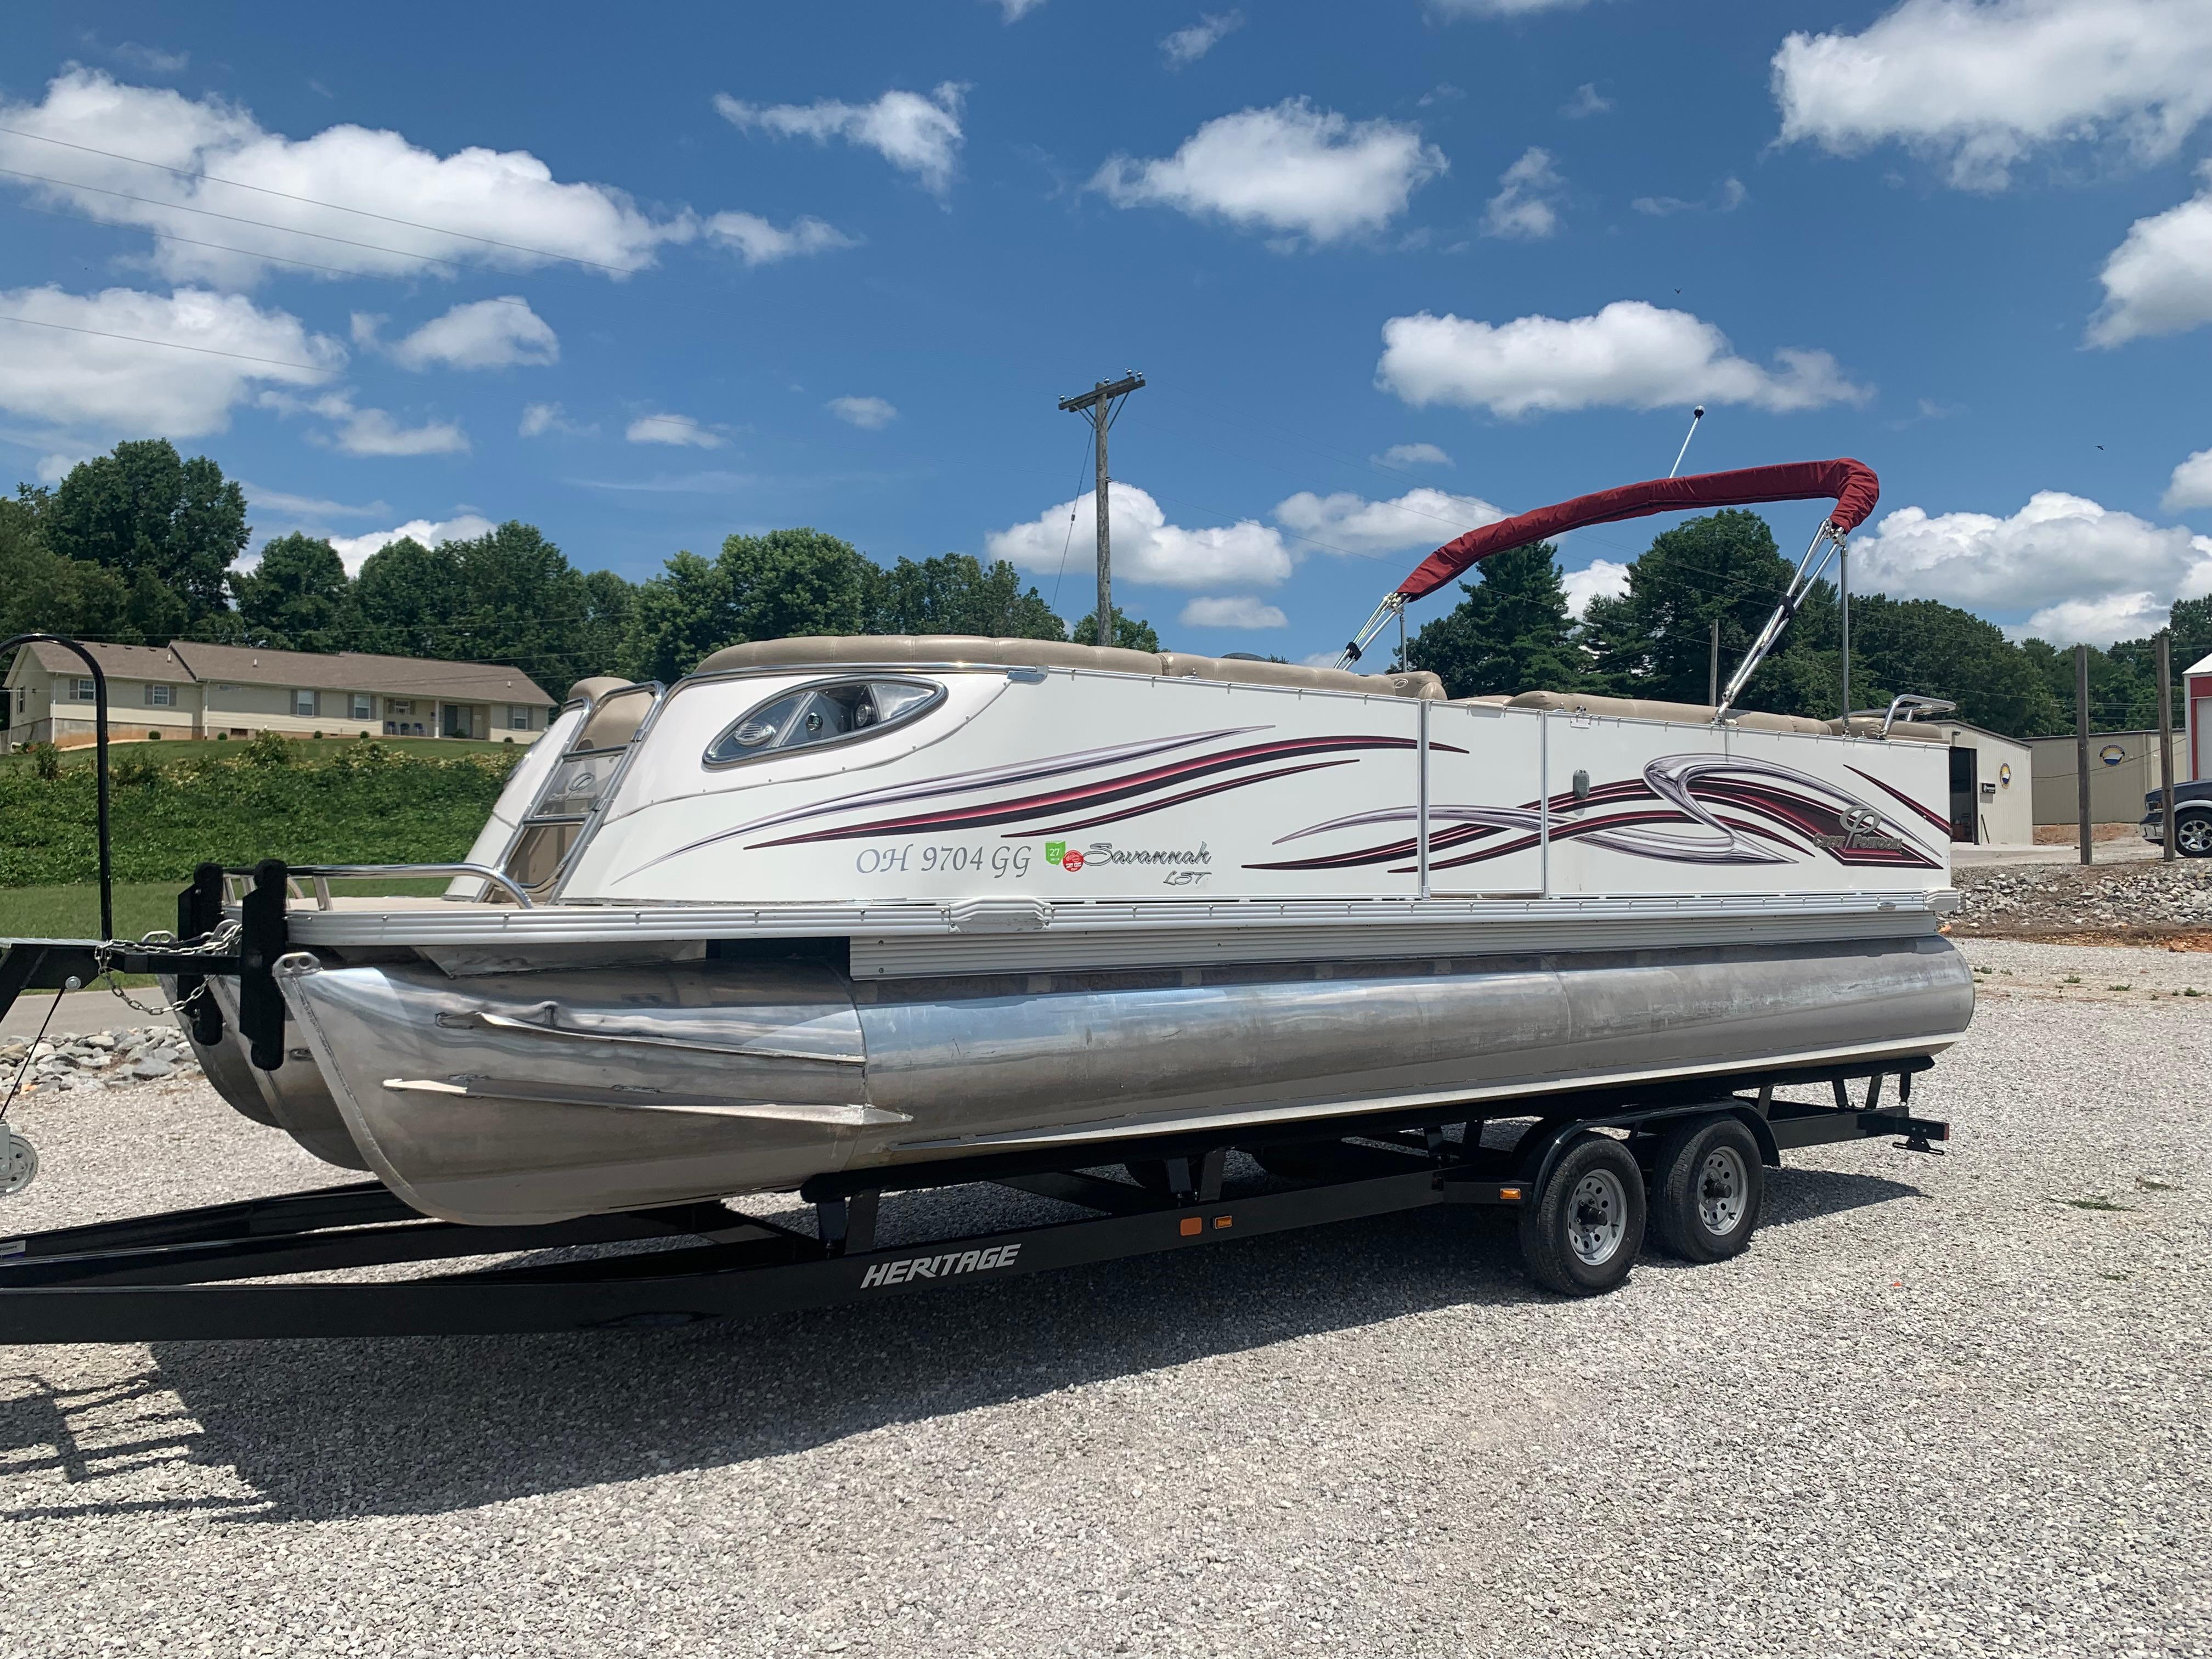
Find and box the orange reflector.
[1213,1215,1233,1230]
[1498,1186,1523,1202]
[1178,1217,1202,1237]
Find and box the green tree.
[1582,510,1832,716]
[872,553,1065,639]
[1071,611,1161,651]
[718,528,875,643]
[1845,595,2061,738]
[445,522,594,688]
[352,537,466,658]
[0,493,129,642]
[42,440,248,623]
[233,533,351,651]
[1404,541,1583,697]
[620,550,725,683]
[577,567,636,681]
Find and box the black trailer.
[0,938,1948,1340]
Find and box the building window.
[387,699,413,716]
[293,690,317,718]
[351,693,373,721]
[72,678,95,702]
[13,689,23,715]
[509,706,532,731]
[144,684,175,708]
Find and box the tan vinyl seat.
[1505,689,1831,735]
[691,636,1447,697]
[1156,652,1444,699]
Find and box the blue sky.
[4,0,2212,660]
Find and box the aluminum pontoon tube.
[274,936,1973,1226]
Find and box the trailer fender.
[1731,1106,1782,1169]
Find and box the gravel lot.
[1,936,2208,1658]
[1953,855,2212,942]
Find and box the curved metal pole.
[1,634,110,941]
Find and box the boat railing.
[1844,696,1958,739]
[222,864,535,910]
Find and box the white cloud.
[986,482,1293,590]
[714,84,966,195]
[1561,558,1630,617]
[1092,98,1447,245]
[996,0,1047,17]
[321,396,470,456]
[1163,11,1245,67]
[325,513,498,576]
[2021,591,2173,647]
[1482,147,1566,240]
[1772,0,2212,191]
[626,413,724,449]
[380,298,557,371]
[35,453,89,483]
[1376,301,1871,418]
[1272,487,1505,556]
[1180,595,1287,629]
[1632,177,1746,217]
[0,70,704,286]
[2089,163,2212,346]
[2165,444,2212,512]
[108,41,189,74]
[0,284,338,435]
[1431,0,1592,14]
[1852,492,2212,642]
[827,396,898,430]
[519,401,594,439]
[702,211,860,265]
[1560,83,1612,119]
[1376,442,1453,468]
[241,482,388,517]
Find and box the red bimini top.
[1396,458,1880,602]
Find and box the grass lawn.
[0,877,452,943]
[0,735,525,774]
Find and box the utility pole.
[2074,642,2093,867]
[2158,629,2177,862]
[1057,373,1145,647]
[1708,617,1720,707]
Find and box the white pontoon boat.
[129,458,1971,1234]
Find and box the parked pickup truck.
[2144,783,2212,856]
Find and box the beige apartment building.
[2,640,557,751]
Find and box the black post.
[2074,643,2093,867]
[2,634,111,941]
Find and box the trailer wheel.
[1649,1115,1763,1263]
[1517,1135,1645,1297]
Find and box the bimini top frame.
[1336,459,1883,720]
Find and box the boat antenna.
[1669,406,1705,479]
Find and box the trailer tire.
[1650,1115,1763,1263]
[1517,1134,1645,1297]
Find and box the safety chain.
[92,919,242,1019]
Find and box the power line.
[0,311,336,373]
[7,197,535,298]
[0,165,503,271]
[0,124,649,275]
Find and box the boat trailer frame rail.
[0,1070,1946,1344]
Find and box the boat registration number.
[855,843,1033,878]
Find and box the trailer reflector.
[1212,1215,1233,1229]
[1178,1216,1201,1237]
[1498,1187,1522,1202]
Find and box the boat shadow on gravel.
[53,1161,1925,1523]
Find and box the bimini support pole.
[1713,521,1845,722]
[1335,594,1407,671]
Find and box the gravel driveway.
[1,936,2207,1658]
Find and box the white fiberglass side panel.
[563,669,1424,905]
[445,704,587,897]
[1250,702,1547,895]
[1541,715,1950,898]
[1423,703,1546,894]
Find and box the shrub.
[216,731,229,741]
[242,730,293,768]
[148,729,162,741]
[28,742,60,781]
